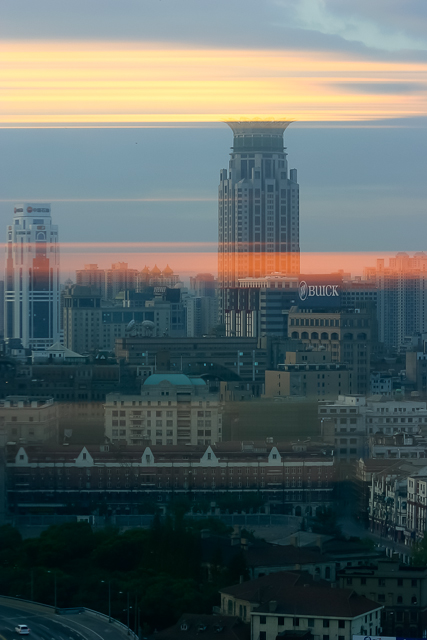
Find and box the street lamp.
[47,571,57,610]
[101,580,112,622]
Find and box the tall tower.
[4,203,60,350]
[218,121,300,322]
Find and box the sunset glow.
[2,41,427,127]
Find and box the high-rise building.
[76,264,106,298]
[105,262,138,300]
[4,203,60,350]
[364,253,427,351]
[218,121,300,324]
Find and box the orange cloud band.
[1,41,426,127]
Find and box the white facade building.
[319,395,427,462]
[4,204,60,350]
[105,373,222,446]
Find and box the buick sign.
[299,280,308,301]
[299,281,339,301]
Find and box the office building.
[288,307,374,394]
[265,350,352,399]
[63,284,186,353]
[185,296,218,337]
[218,121,300,323]
[4,203,60,350]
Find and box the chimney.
[269,601,277,613]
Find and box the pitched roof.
[220,573,381,618]
[255,588,381,618]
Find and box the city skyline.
[1,0,426,258]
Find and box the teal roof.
[143,374,206,387]
[189,378,206,386]
[144,373,195,386]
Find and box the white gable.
[15,447,28,465]
[268,446,281,464]
[200,446,218,465]
[142,446,154,465]
[75,447,93,467]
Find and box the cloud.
[276,0,427,52]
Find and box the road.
[0,598,132,640]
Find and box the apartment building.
[105,373,222,446]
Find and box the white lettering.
[308,285,316,296]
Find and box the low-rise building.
[337,558,427,637]
[6,442,335,515]
[0,396,58,444]
[319,395,427,463]
[220,572,382,640]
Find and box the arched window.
[321,332,329,340]
[311,332,319,339]
[357,332,367,340]
[412,596,418,605]
[343,333,353,340]
[301,332,309,339]
[291,331,299,339]
[331,332,339,340]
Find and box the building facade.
[6,442,335,515]
[4,203,60,350]
[218,121,300,324]
[0,396,59,444]
[288,307,374,394]
[265,351,352,399]
[105,373,223,446]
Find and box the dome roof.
[151,264,161,274]
[143,373,206,387]
[162,264,173,275]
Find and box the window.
[260,633,266,640]
[338,621,345,629]
[307,619,314,627]
[293,618,299,626]
[323,620,330,628]
[260,616,266,625]
[361,578,366,585]
[278,617,284,626]
[378,578,385,586]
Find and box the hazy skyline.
[1,0,426,272]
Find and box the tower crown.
[226,120,292,153]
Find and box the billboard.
[297,273,342,309]
[14,203,51,216]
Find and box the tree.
[412,533,427,566]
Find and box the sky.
[1,0,427,278]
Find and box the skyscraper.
[218,121,300,323]
[4,203,60,350]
